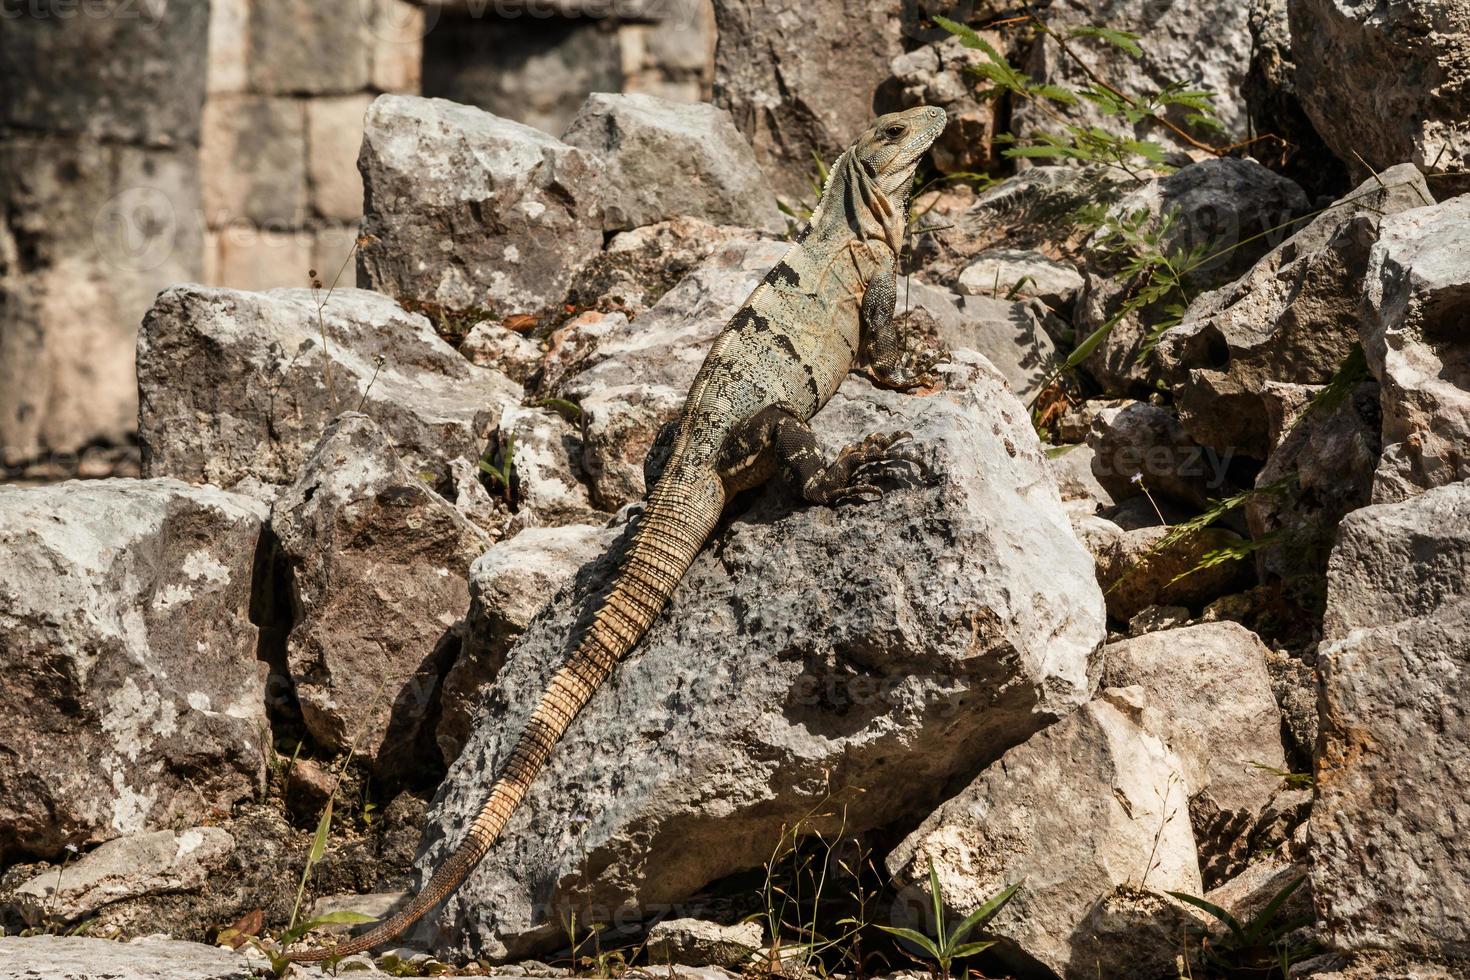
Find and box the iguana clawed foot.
[808,430,926,503]
[862,346,950,391]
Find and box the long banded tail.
[287,469,726,963]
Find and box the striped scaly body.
[287,104,947,963]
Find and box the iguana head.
[852,105,947,195]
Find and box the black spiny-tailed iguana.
[287,104,948,963]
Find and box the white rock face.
[562,93,783,234]
[417,352,1105,961]
[0,936,254,980]
[1312,481,1470,956]
[1101,623,1286,823]
[955,248,1084,310]
[269,414,491,778]
[0,480,267,860]
[137,285,520,489]
[358,95,605,315]
[8,827,234,925]
[886,688,1202,979]
[1360,197,1470,503]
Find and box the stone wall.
[0,0,209,471]
[200,0,424,293]
[420,0,715,138]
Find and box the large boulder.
[0,480,267,861]
[1011,0,1252,152]
[1100,624,1287,832]
[902,280,1063,404]
[1360,197,1470,503]
[886,688,1202,980]
[711,0,906,202]
[1289,0,1470,192]
[137,286,520,490]
[1156,165,1433,459]
[1312,481,1470,957]
[1078,159,1310,396]
[1088,402,1242,510]
[269,415,490,778]
[416,352,1106,960]
[561,93,783,234]
[358,95,605,316]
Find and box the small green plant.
[1169,875,1317,978]
[532,397,584,422]
[876,859,1019,979]
[933,12,1225,179]
[478,435,516,505]
[1249,762,1314,791]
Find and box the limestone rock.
[562,93,782,234]
[913,166,1132,284]
[137,286,519,489]
[1012,0,1252,150]
[557,238,790,509]
[1313,481,1470,955]
[1246,381,1380,585]
[900,280,1061,404]
[888,36,999,175]
[886,688,1202,979]
[0,936,254,980]
[1156,165,1433,458]
[1289,0,1470,191]
[567,218,762,317]
[460,322,543,386]
[1101,623,1286,826]
[1360,197,1470,502]
[7,828,233,926]
[495,403,606,530]
[270,415,490,778]
[438,522,620,764]
[358,95,604,316]
[1080,515,1254,623]
[418,352,1105,960]
[955,248,1084,311]
[1078,159,1309,396]
[1047,443,1115,514]
[711,0,906,202]
[0,480,267,860]
[646,918,762,969]
[1088,402,1242,510]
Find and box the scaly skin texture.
[286,105,947,963]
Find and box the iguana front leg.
[857,250,947,391]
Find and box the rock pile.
[3,0,1469,976]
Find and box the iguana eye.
[884,125,905,139]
